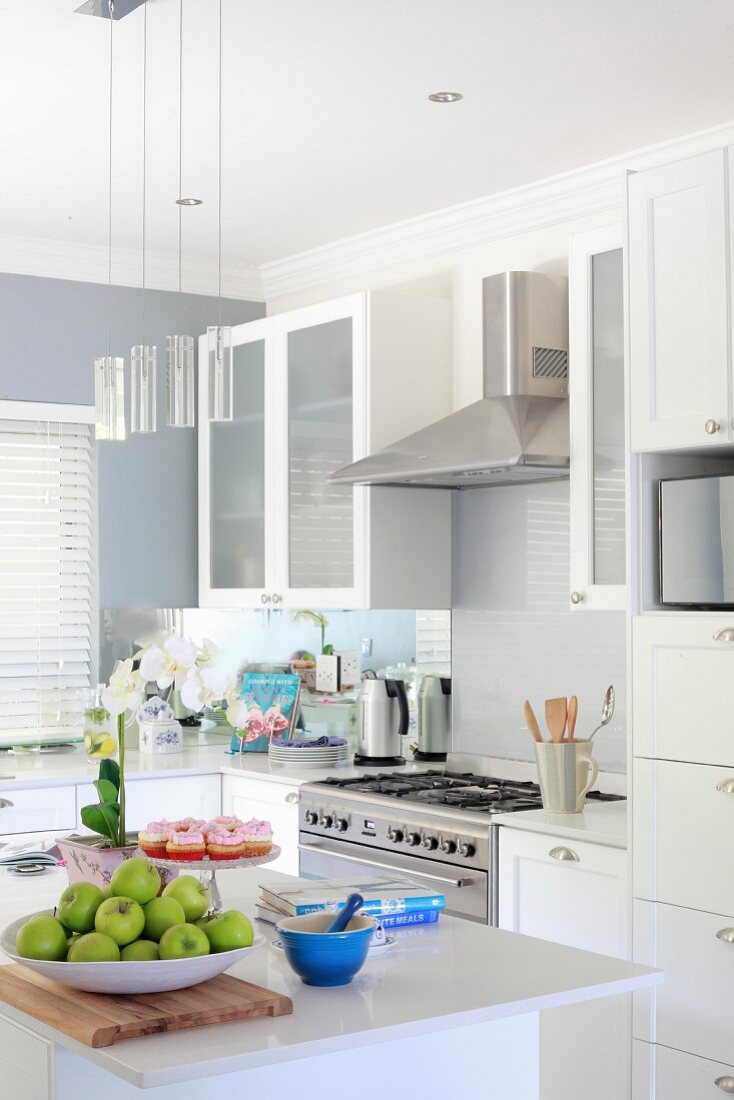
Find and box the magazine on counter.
[258,875,446,917]
[227,671,301,754]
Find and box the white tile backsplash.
[452,482,627,772]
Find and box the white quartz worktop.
[0,868,659,1092]
[496,800,628,849]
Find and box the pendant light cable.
[178,0,183,324]
[218,0,223,327]
[141,0,147,344]
[107,0,114,357]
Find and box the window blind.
[0,413,96,746]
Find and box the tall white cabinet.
[198,290,453,609]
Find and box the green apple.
[120,940,159,961]
[68,932,120,962]
[57,882,104,934]
[158,923,210,960]
[110,858,161,906]
[194,915,212,931]
[67,932,81,947]
[16,915,68,961]
[94,896,145,946]
[142,896,186,942]
[99,884,113,900]
[162,875,209,922]
[204,910,254,953]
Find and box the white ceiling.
[1,0,734,279]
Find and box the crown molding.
[260,118,734,302]
[0,233,264,302]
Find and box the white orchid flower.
[196,637,219,669]
[102,659,145,717]
[180,666,230,712]
[139,635,198,691]
[223,683,248,730]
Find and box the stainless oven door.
[299,831,489,923]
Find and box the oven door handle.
[298,843,475,888]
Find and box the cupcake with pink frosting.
[139,819,175,859]
[165,827,206,861]
[241,818,273,857]
[207,815,244,833]
[206,827,246,861]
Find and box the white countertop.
[496,800,628,849]
[0,868,659,1089]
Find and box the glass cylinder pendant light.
[166,335,195,426]
[94,357,126,440]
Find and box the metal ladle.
[589,685,615,740]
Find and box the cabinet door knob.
[260,594,271,605]
[705,418,721,435]
[0,798,14,809]
[272,593,282,604]
[716,928,734,944]
[714,628,734,642]
[285,792,298,804]
[716,779,734,795]
[715,1078,734,1094]
[570,591,584,605]
[549,846,580,862]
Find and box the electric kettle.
[414,675,451,761]
[355,672,410,766]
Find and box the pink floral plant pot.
[55,834,178,890]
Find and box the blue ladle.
[323,893,364,933]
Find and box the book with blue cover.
[228,671,301,754]
[258,875,446,917]
[255,903,441,928]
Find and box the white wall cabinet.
[498,826,630,1100]
[199,290,453,610]
[75,775,221,833]
[628,148,731,451]
[0,785,76,835]
[569,223,627,610]
[221,774,299,875]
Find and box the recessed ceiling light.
[428,91,463,103]
[175,197,203,206]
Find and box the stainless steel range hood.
[331,271,570,489]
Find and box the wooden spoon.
[567,696,578,742]
[523,700,544,744]
[545,697,568,744]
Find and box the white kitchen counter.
[0,867,659,1098]
[496,800,628,848]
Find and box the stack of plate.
[268,739,350,768]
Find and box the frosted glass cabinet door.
[275,298,366,607]
[198,320,273,607]
[569,225,626,610]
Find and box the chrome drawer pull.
[715,1078,734,1093]
[716,928,734,944]
[0,798,14,809]
[714,628,734,642]
[716,779,734,795]
[549,846,579,863]
[285,792,298,804]
[705,418,721,435]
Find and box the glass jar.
[82,684,116,761]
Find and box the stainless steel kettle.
[415,674,451,761]
[355,672,410,765]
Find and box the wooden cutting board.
[0,964,293,1048]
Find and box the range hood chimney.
[330,271,570,489]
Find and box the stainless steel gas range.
[298,759,624,925]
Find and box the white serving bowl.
[1,911,265,995]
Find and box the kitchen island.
[0,868,660,1099]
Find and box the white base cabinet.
[0,785,76,835]
[633,1039,734,1100]
[221,774,299,875]
[498,826,630,1100]
[0,1015,52,1100]
[75,775,221,833]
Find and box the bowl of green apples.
[0,858,264,994]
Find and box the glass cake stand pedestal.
[136,846,281,912]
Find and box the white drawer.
[633,899,734,1066]
[222,775,300,809]
[222,776,299,875]
[633,757,734,913]
[633,1038,734,1099]
[76,774,221,832]
[0,1013,52,1099]
[633,614,734,765]
[0,785,76,835]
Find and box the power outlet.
[315,654,340,693]
[336,650,360,687]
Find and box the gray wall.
[0,273,263,607]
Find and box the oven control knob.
[387,828,404,843]
[335,817,349,832]
[459,842,476,859]
[440,839,457,855]
[422,835,439,851]
[304,810,318,825]
[406,831,421,846]
[319,814,334,829]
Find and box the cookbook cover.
[228,672,301,754]
[258,875,446,916]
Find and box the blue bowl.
[276,912,375,986]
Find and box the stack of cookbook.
[256,875,446,929]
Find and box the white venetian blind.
[0,406,96,746]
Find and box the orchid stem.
[118,712,126,847]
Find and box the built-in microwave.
[659,473,734,608]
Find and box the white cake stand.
[136,846,281,913]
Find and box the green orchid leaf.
[81,801,120,842]
[98,757,120,793]
[94,778,118,804]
